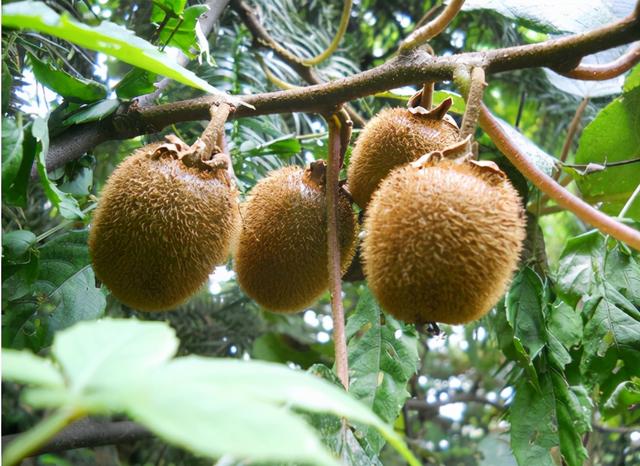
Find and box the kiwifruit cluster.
[347,101,459,208]
[89,137,240,311]
[234,162,358,312]
[362,157,525,325]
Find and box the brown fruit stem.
[459,67,487,142]
[200,103,232,160]
[326,112,350,390]
[479,104,640,251]
[420,82,434,109]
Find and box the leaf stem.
[399,0,465,53]
[479,104,640,251]
[2,407,82,466]
[555,96,589,180]
[326,113,350,390]
[302,0,353,66]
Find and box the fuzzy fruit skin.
[347,107,459,208]
[235,166,358,313]
[362,160,525,325]
[89,144,240,311]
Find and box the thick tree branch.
[44,13,640,173]
[2,420,152,458]
[479,104,640,251]
[554,43,640,80]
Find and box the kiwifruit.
[362,158,525,325]
[234,162,358,312]
[346,104,459,208]
[88,137,240,312]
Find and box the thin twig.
[302,0,352,66]
[479,104,640,250]
[399,0,465,53]
[325,112,351,390]
[556,97,589,177]
[554,43,640,80]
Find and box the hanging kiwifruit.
[346,97,459,208]
[362,157,525,325]
[89,135,240,312]
[235,162,358,312]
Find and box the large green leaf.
[2,119,34,207]
[461,0,617,33]
[52,318,179,394]
[580,281,640,375]
[114,68,158,100]
[28,53,107,103]
[2,318,419,466]
[2,117,23,197]
[511,376,557,466]
[1,350,64,388]
[156,5,208,58]
[1,1,241,105]
[32,116,84,219]
[550,372,590,466]
[573,87,640,219]
[2,230,37,265]
[556,230,640,306]
[62,99,120,127]
[3,230,106,351]
[506,268,548,360]
[346,287,419,454]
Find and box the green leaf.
[128,366,341,466]
[603,380,640,416]
[8,318,419,466]
[2,230,106,350]
[62,99,120,127]
[152,0,187,19]
[2,117,24,198]
[506,268,548,360]
[28,53,107,103]
[624,64,640,92]
[52,318,179,394]
[581,281,640,375]
[2,350,64,388]
[550,372,590,466]
[346,287,419,454]
[556,230,640,306]
[2,61,12,114]
[32,117,84,219]
[573,87,640,219]
[546,300,582,369]
[2,1,243,105]
[114,68,158,100]
[2,230,36,264]
[157,5,208,58]
[462,0,617,33]
[511,376,557,466]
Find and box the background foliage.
[2,0,639,465]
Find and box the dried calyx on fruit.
[362,145,526,325]
[235,161,358,313]
[346,88,459,208]
[89,105,240,312]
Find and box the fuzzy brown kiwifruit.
[88,138,240,312]
[346,105,459,208]
[234,162,358,312]
[362,158,526,325]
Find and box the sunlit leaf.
[2,350,64,388]
[28,53,107,103]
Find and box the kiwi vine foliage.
[2,1,640,465]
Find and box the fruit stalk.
[479,104,640,251]
[326,113,350,390]
[459,67,487,141]
[200,103,232,160]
